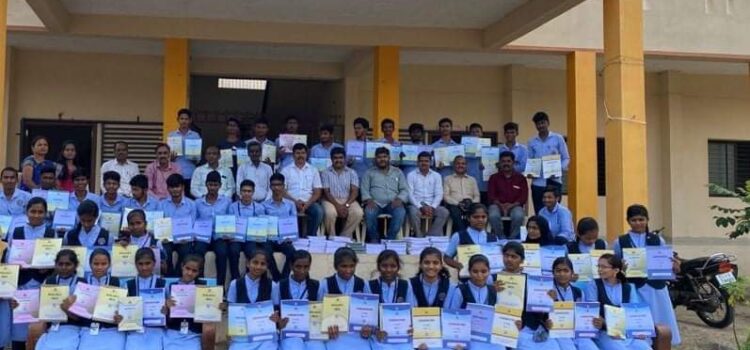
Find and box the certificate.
[246,216,269,242]
[389,145,402,165]
[8,240,34,267]
[194,286,223,323]
[481,147,500,181]
[522,243,541,276]
[0,215,12,239]
[434,145,464,166]
[568,254,593,282]
[184,138,202,158]
[495,273,526,317]
[590,250,614,279]
[219,149,233,168]
[68,282,99,319]
[524,158,542,177]
[604,305,626,339]
[456,244,481,278]
[491,308,521,348]
[482,243,504,274]
[118,297,144,332]
[192,220,213,243]
[541,245,567,277]
[261,143,277,163]
[549,301,575,338]
[167,136,183,156]
[12,289,39,323]
[542,154,563,179]
[245,300,277,341]
[400,144,421,166]
[365,142,389,159]
[321,294,350,332]
[308,301,328,340]
[169,284,196,318]
[46,191,69,212]
[647,245,674,280]
[280,300,310,340]
[525,275,554,313]
[141,288,166,326]
[278,216,299,240]
[51,210,76,231]
[380,303,411,344]
[278,134,307,153]
[112,245,138,277]
[461,136,480,157]
[31,238,62,268]
[466,303,494,343]
[0,264,19,298]
[441,309,471,349]
[236,149,250,166]
[145,210,164,231]
[234,217,247,241]
[99,212,122,236]
[214,215,236,238]
[310,158,332,172]
[412,307,441,348]
[227,303,247,337]
[345,140,365,158]
[266,216,279,241]
[574,302,600,338]
[39,285,69,322]
[171,217,193,242]
[622,248,648,278]
[93,286,128,323]
[348,293,378,331]
[624,302,655,338]
[153,217,173,241]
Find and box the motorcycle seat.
[680,257,710,272]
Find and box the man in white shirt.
[190,146,236,198]
[406,151,449,237]
[280,143,323,238]
[236,142,273,202]
[100,141,139,196]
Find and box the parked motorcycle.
[669,252,738,328]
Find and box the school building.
[0,0,748,269]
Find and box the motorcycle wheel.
[695,281,735,329]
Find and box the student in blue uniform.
[585,253,651,350]
[262,173,297,281]
[164,254,206,350]
[408,247,454,309]
[549,257,598,350]
[524,215,556,246]
[2,197,57,350]
[68,169,98,213]
[317,247,372,350]
[159,173,197,277]
[196,171,231,280]
[64,200,113,248]
[277,250,323,350]
[78,248,124,350]
[567,218,607,254]
[226,249,281,350]
[123,248,167,350]
[465,123,487,200]
[98,171,128,214]
[611,204,680,346]
[229,180,266,283]
[443,203,496,275]
[369,250,412,350]
[447,254,497,350]
[35,249,83,350]
[119,209,167,276]
[127,175,161,211]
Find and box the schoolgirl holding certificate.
[78,248,124,350]
[63,200,112,248]
[549,257,598,350]
[408,247,455,308]
[226,249,281,350]
[163,254,206,350]
[447,254,496,350]
[612,204,680,346]
[369,250,412,350]
[35,249,83,350]
[443,204,496,275]
[584,254,651,350]
[277,250,324,350]
[120,210,167,276]
[316,247,372,350]
[567,218,607,254]
[2,197,57,350]
[122,248,167,350]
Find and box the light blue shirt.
[498,142,529,174]
[69,192,98,213]
[63,225,111,247]
[98,194,128,214]
[262,198,297,218]
[9,223,48,243]
[445,227,489,257]
[447,282,492,309]
[407,277,455,308]
[347,138,372,181]
[571,240,607,254]
[539,203,574,241]
[228,200,266,218]
[375,278,414,304]
[287,277,310,300]
[317,274,372,299]
[168,129,201,179]
[310,142,344,159]
[611,231,666,259]
[0,189,31,216]
[127,196,161,211]
[159,197,197,221]
[585,280,641,306]
[195,195,231,221]
[527,131,570,187]
[553,284,577,302]
[431,138,459,178]
[226,275,280,304]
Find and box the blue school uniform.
[407,275,454,309]
[447,281,497,350]
[163,279,205,350]
[78,275,125,350]
[368,279,412,350]
[226,274,280,350]
[566,239,607,291]
[35,275,83,350]
[124,276,167,350]
[317,274,371,350]
[612,231,680,345]
[278,276,324,350]
[229,201,265,283]
[63,225,112,248]
[584,280,651,350]
[549,283,598,350]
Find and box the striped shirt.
[321,166,359,199]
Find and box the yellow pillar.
[566,51,598,222]
[373,46,400,139]
[0,0,8,166]
[603,0,648,241]
[162,38,189,140]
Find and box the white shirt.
[190,163,236,198]
[236,161,273,202]
[100,159,140,196]
[407,169,443,208]
[280,162,322,202]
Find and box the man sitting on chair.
[488,151,528,239]
[361,147,409,243]
[407,152,449,237]
[321,147,363,239]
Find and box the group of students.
[0,191,681,350]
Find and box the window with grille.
[708,140,750,196]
